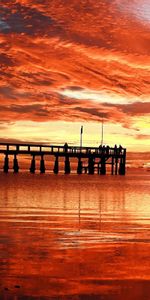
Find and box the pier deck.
[0,143,126,175]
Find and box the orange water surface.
[0,172,150,299]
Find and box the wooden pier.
[0,143,126,175]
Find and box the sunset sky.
[0,0,150,152]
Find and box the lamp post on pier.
[101,117,104,146]
[80,125,83,148]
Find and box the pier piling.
[53,156,59,174]
[119,157,126,175]
[30,155,36,173]
[100,157,106,175]
[115,157,118,175]
[40,155,45,173]
[64,156,71,174]
[88,156,94,174]
[3,154,9,173]
[97,162,101,174]
[111,157,114,175]
[13,154,19,173]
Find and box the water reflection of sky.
[0,173,150,299]
[0,173,150,243]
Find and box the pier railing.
[0,142,126,175]
[0,143,125,155]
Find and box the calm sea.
[0,171,150,299]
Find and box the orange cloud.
[0,0,150,150]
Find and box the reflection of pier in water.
[0,143,126,175]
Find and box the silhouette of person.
[106,145,110,155]
[64,143,68,152]
[114,144,117,154]
[119,145,122,154]
[99,145,102,153]
[102,145,105,154]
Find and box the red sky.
[0,0,150,152]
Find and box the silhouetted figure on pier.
[64,143,68,152]
[106,145,110,155]
[119,145,122,154]
[102,145,105,154]
[86,148,91,154]
[114,144,117,155]
[99,145,102,154]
